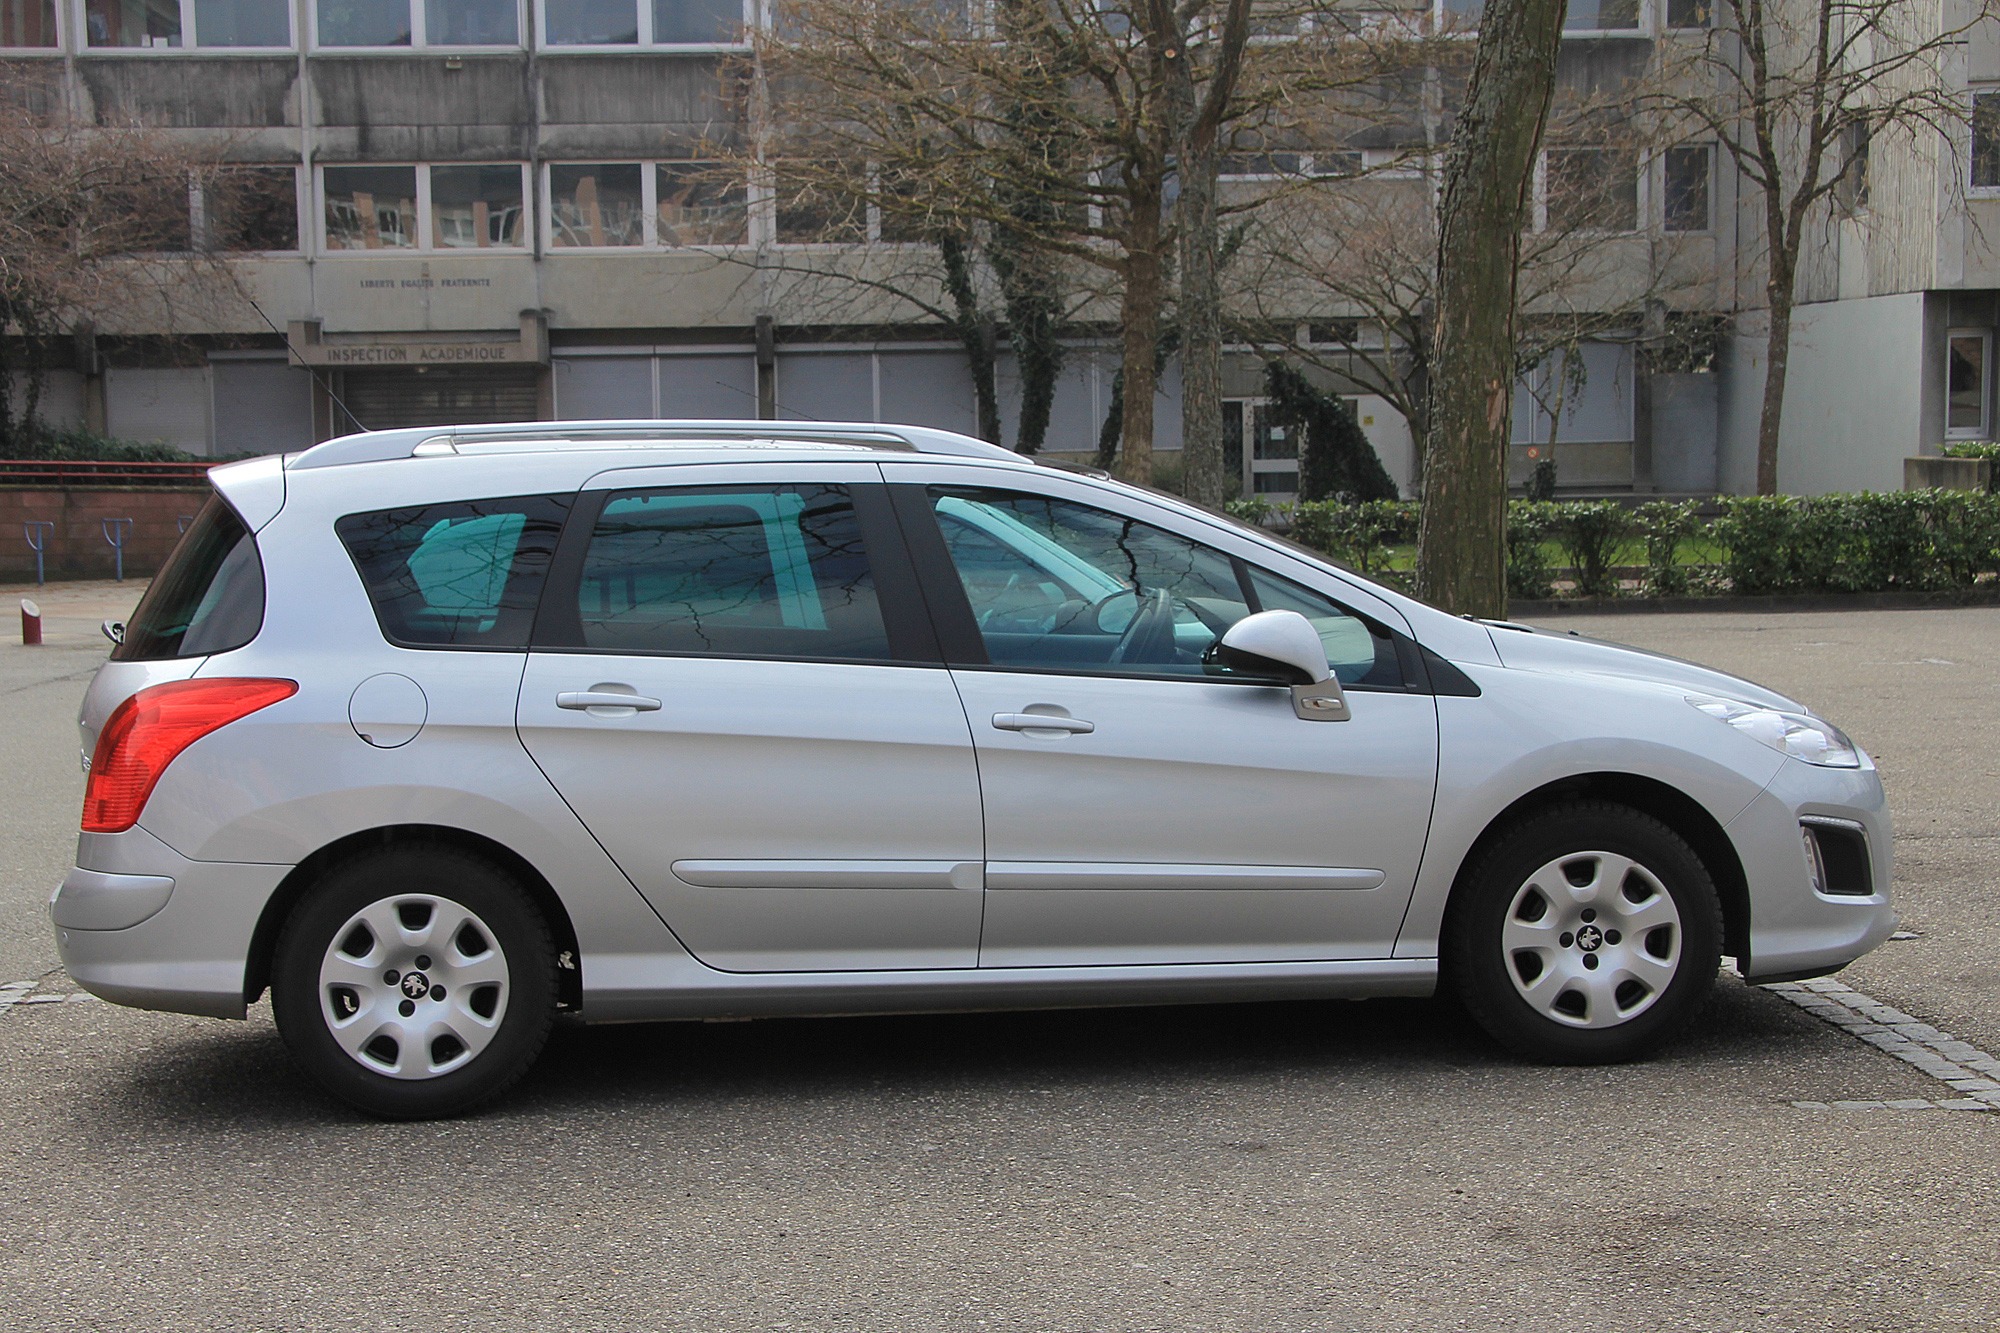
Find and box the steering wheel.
[1107,587,1179,665]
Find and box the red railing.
[0,459,220,487]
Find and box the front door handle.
[992,712,1095,734]
[557,691,663,712]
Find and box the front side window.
[322,164,529,252]
[543,0,740,45]
[2,0,57,46]
[565,485,890,660]
[927,486,1399,686]
[317,0,517,44]
[337,495,569,648]
[114,496,266,661]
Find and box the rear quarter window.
[113,495,266,661]
[337,495,570,648]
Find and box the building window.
[1947,330,1991,439]
[3,0,57,45]
[88,0,292,45]
[1975,94,2000,190]
[1663,144,1712,232]
[1664,0,1710,27]
[546,161,747,248]
[324,165,418,248]
[541,0,742,46]
[315,0,518,46]
[550,164,645,246]
[1836,122,1869,214]
[774,162,868,245]
[1542,147,1639,232]
[659,161,748,244]
[321,164,527,252]
[201,166,300,251]
[1562,0,1638,29]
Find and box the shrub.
[1635,500,1702,597]
[1505,501,1559,600]
[1551,501,1632,598]
[1289,498,1417,576]
[3,421,198,463]
[1711,496,1798,594]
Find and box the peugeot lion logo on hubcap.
[1575,925,1604,953]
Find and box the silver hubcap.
[317,895,510,1080]
[1500,851,1682,1029]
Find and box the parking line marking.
[1764,978,2000,1112]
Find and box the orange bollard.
[20,598,42,646]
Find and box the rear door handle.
[992,712,1095,734]
[557,691,663,712]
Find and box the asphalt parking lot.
[0,584,1994,1332]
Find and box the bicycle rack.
[22,521,53,587]
[102,518,133,582]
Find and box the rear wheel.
[1446,802,1721,1064]
[271,846,555,1119]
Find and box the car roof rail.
[287,419,1021,470]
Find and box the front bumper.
[52,825,291,1020]
[1729,758,1896,981]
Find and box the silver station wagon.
[53,422,1895,1118]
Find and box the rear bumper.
[52,825,290,1020]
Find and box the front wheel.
[1446,802,1722,1064]
[271,846,555,1119]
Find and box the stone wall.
[0,488,211,582]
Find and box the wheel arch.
[243,824,584,1011]
[1443,772,1751,966]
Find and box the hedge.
[1230,490,2000,599]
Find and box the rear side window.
[558,483,890,660]
[338,495,570,648]
[113,495,265,661]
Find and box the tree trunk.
[1156,0,1249,507]
[1118,185,1165,484]
[1755,267,1794,496]
[1417,0,1566,618]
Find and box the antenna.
[245,299,368,436]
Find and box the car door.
[515,462,986,972]
[888,466,1440,967]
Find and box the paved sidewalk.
[1,578,149,654]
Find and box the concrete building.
[0,0,1983,497]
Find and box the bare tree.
[1233,117,1704,485]
[0,70,255,446]
[1417,0,1567,617]
[743,0,1402,479]
[1649,0,1978,494]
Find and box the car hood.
[1481,621,1808,712]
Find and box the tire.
[271,845,555,1119]
[1445,801,1722,1064]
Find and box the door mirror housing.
[1213,610,1350,722]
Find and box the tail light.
[82,678,297,834]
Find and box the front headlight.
[1687,694,1861,768]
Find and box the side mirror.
[1214,610,1350,722]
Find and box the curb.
[1511,587,2000,617]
